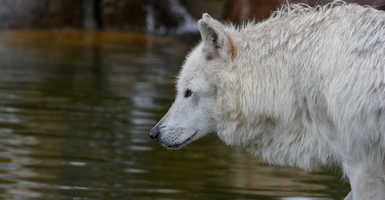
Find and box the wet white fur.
[157,1,385,199]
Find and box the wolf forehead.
[177,44,211,87]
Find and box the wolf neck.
[247,116,335,170]
[216,96,334,170]
[215,32,335,170]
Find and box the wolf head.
[150,14,235,149]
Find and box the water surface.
[0,31,349,200]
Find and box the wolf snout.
[149,125,161,140]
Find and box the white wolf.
[150,1,385,199]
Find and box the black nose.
[149,126,161,140]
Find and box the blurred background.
[0,0,383,200]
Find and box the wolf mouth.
[166,131,198,149]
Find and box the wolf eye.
[184,89,192,98]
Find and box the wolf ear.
[198,13,235,60]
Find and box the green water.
[0,31,349,200]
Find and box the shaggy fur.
[151,1,385,199]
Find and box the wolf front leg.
[348,166,385,200]
[344,192,352,200]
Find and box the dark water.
[0,31,349,200]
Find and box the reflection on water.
[0,31,348,200]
